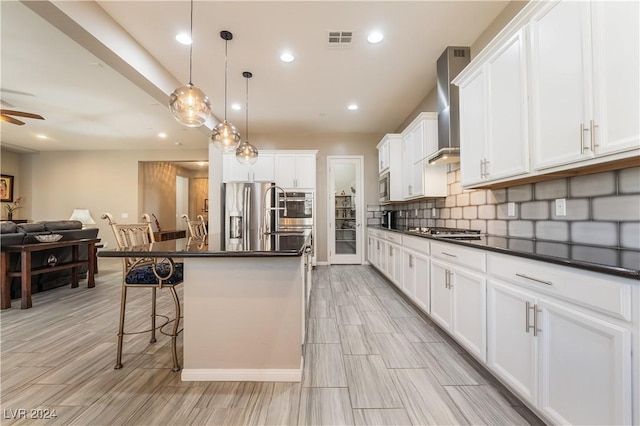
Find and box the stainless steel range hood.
[427,46,470,164]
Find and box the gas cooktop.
[407,227,483,240]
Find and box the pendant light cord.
[245,75,249,140]
[188,0,194,86]
[224,39,228,121]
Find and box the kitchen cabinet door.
[223,153,251,182]
[591,1,640,156]
[368,235,376,266]
[451,266,486,361]
[403,248,429,311]
[294,154,316,189]
[538,299,632,425]
[429,259,452,331]
[459,67,487,186]
[377,137,390,174]
[386,242,402,288]
[486,29,529,181]
[274,154,297,187]
[530,1,594,170]
[252,153,275,181]
[487,279,538,406]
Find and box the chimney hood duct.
[428,46,470,164]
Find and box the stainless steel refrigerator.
[223,182,276,251]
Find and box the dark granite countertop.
[370,226,640,280]
[98,231,312,258]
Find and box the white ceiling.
[0,0,509,153]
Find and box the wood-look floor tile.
[298,387,354,426]
[236,382,274,425]
[307,318,340,344]
[265,382,301,426]
[362,310,399,334]
[338,325,378,355]
[371,286,401,300]
[312,287,333,301]
[313,267,331,289]
[379,298,417,318]
[369,333,427,369]
[1,384,67,416]
[391,368,469,425]
[124,384,208,425]
[445,385,533,425]
[353,408,412,426]
[356,295,383,311]
[309,299,335,318]
[391,317,443,343]
[334,291,359,306]
[413,342,486,386]
[336,305,363,325]
[195,381,257,409]
[332,280,353,293]
[68,368,174,425]
[11,405,88,426]
[1,366,54,396]
[302,344,347,388]
[343,355,403,409]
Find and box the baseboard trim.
[315,261,329,266]
[181,368,302,382]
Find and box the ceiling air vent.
[327,31,353,48]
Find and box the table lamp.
[69,208,96,228]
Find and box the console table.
[1,238,100,309]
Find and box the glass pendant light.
[211,31,241,152]
[169,0,211,127]
[236,71,259,165]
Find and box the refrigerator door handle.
[244,186,251,249]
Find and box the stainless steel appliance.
[427,46,470,164]
[381,211,396,229]
[223,182,276,251]
[277,191,313,230]
[379,172,390,203]
[407,226,482,240]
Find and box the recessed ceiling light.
[280,52,295,63]
[36,134,48,139]
[347,104,359,111]
[176,33,192,45]
[231,103,242,111]
[158,132,167,138]
[367,31,384,44]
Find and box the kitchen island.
[98,231,312,382]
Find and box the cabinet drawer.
[385,233,403,244]
[403,235,429,254]
[487,253,633,321]
[431,241,486,272]
[368,228,385,239]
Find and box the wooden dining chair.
[102,213,183,371]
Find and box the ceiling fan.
[0,109,45,126]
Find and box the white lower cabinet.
[430,258,487,361]
[488,277,633,425]
[386,241,402,289]
[402,248,429,309]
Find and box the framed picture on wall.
[1,174,14,202]
[203,198,209,213]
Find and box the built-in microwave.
[379,172,390,203]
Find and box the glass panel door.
[328,157,363,264]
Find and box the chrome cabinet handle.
[580,123,590,154]
[516,273,552,286]
[441,252,457,258]
[533,304,540,337]
[590,119,599,150]
[525,301,535,334]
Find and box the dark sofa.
[1,220,99,298]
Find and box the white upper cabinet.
[377,136,391,174]
[274,153,317,189]
[223,153,275,183]
[530,0,639,170]
[401,113,446,200]
[458,29,529,188]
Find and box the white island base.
[181,256,305,382]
